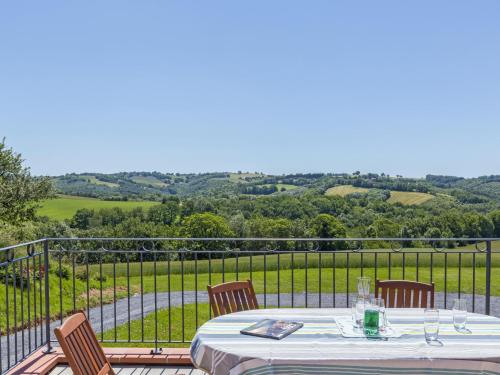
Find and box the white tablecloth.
[190,308,500,375]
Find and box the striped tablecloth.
[190,308,500,375]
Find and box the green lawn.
[37,195,159,220]
[78,242,500,278]
[102,303,212,347]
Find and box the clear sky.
[1,1,499,177]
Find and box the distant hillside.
[50,172,500,211]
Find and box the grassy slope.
[80,175,119,188]
[325,185,370,197]
[325,185,434,205]
[387,191,434,205]
[130,176,168,188]
[37,195,159,220]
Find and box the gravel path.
[3,291,500,369]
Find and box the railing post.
[485,240,492,316]
[43,239,53,353]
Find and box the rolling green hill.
[48,172,500,211]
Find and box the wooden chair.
[375,279,435,308]
[54,312,115,375]
[207,279,259,317]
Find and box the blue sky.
[1,1,499,177]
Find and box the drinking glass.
[424,309,440,342]
[364,302,379,336]
[357,277,371,299]
[371,297,387,331]
[453,299,467,331]
[352,296,366,329]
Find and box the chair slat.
[387,287,395,307]
[412,288,420,308]
[215,292,227,316]
[237,289,248,311]
[226,290,238,313]
[220,291,231,314]
[207,280,259,317]
[233,290,243,311]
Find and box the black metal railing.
[1,237,498,373]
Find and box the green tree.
[0,139,53,223]
[368,218,400,238]
[488,210,500,237]
[180,213,233,238]
[180,213,234,255]
[147,201,179,225]
[71,208,94,230]
[462,213,494,238]
[310,214,347,250]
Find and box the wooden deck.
[6,347,197,375]
[50,365,205,375]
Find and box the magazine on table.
[240,319,303,340]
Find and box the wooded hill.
[52,172,500,210]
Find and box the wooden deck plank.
[116,366,141,375]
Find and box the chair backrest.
[54,312,114,375]
[207,279,259,317]
[375,279,435,308]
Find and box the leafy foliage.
[0,139,53,224]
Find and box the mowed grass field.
[387,190,434,205]
[325,185,434,205]
[37,195,159,220]
[325,185,370,197]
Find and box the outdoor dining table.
[190,308,500,375]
